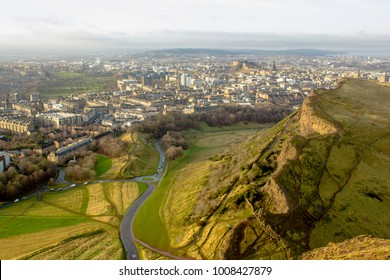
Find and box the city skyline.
[1,0,390,55]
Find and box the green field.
[0,181,142,259]
[38,72,117,97]
[94,154,112,177]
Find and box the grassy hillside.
[152,79,390,259]
[133,123,272,259]
[121,132,160,178]
[300,235,390,260]
[0,181,143,259]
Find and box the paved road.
[120,182,156,259]
[119,140,166,260]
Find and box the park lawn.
[0,216,87,239]
[0,180,144,259]
[94,154,113,177]
[39,72,117,98]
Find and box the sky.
[1,0,390,53]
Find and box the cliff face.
[261,92,340,215]
[299,93,338,137]
[261,139,298,214]
[160,79,390,260]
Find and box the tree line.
[0,155,57,201]
[136,104,293,138]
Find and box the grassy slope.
[94,154,113,177]
[150,79,390,260]
[0,178,141,260]
[133,123,273,258]
[300,235,390,260]
[307,80,390,248]
[121,133,160,178]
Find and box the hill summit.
[160,79,390,259]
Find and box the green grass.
[94,154,112,177]
[51,183,68,190]
[138,183,148,195]
[135,80,390,259]
[0,216,87,238]
[134,147,204,249]
[0,179,142,259]
[134,124,268,253]
[38,72,116,97]
[122,134,160,178]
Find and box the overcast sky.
[1,0,390,53]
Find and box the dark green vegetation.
[137,104,292,138]
[94,154,112,177]
[65,152,112,182]
[37,72,117,97]
[144,79,390,260]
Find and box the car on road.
[58,188,63,191]
[70,184,76,188]
[83,182,88,185]
[14,199,19,203]
[50,188,55,191]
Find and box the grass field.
[134,123,272,257]
[38,72,117,97]
[94,154,112,177]
[0,181,142,259]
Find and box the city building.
[0,152,11,172]
[0,118,35,134]
[47,138,92,164]
[36,113,83,128]
[181,74,192,87]
[30,93,40,102]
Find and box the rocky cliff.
[159,79,390,260]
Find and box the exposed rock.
[261,139,297,214]
[300,235,390,260]
[299,93,338,136]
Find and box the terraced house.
[47,138,92,164]
[0,118,35,134]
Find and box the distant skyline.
[1,0,390,55]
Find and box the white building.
[0,152,11,172]
[180,74,192,87]
[36,113,83,128]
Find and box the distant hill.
[133,48,343,58]
[159,79,390,259]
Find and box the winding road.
[119,141,166,260]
